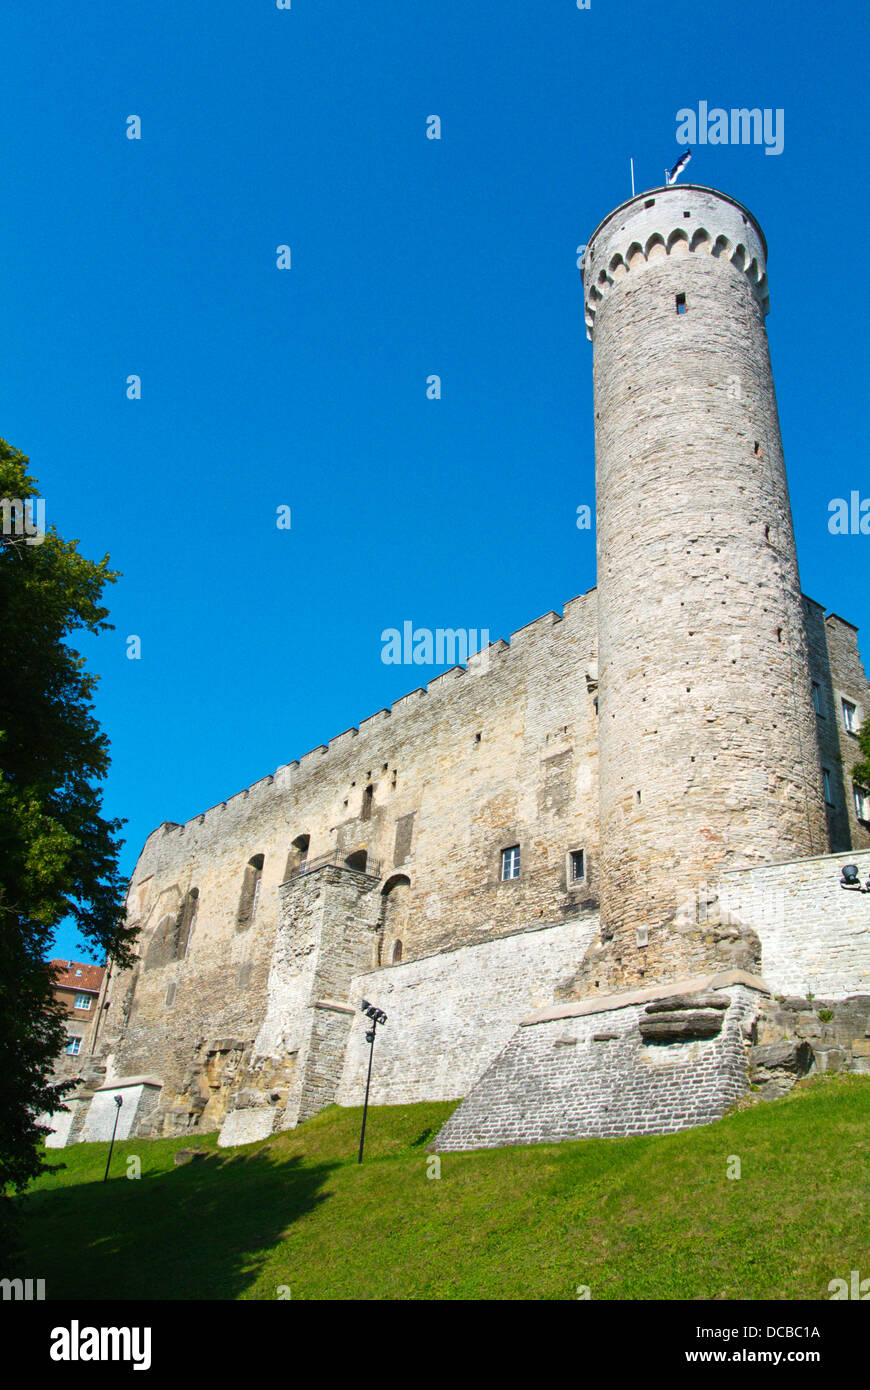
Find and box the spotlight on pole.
[103,1094,123,1183]
[357,1001,387,1164]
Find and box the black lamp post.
[357,1000,387,1164]
[103,1094,123,1183]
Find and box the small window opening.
[644,198,655,208]
[501,845,520,881]
[754,441,762,458]
[812,682,822,714]
[392,940,403,964]
[361,784,374,821]
[569,849,585,882]
[675,293,687,314]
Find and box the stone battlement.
[144,591,597,847]
[582,183,769,338]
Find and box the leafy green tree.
[850,711,867,811]
[853,717,870,793]
[0,438,136,1250]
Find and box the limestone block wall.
[336,917,599,1108]
[93,590,601,1136]
[582,184,827,994]
[718,849,870,997]
[80,1078,162,1143]
[432,980,762,1152]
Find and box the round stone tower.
[579,183,827,993]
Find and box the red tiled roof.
[50,959,105,994]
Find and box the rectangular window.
[569,849,585,882]
[854,785,870,822]
[65,1037,81,1056]
[501,845,520,881]
[823,768,834,805]
[811,682,821,714]
[675,293,687,314]
[842,699,857,733]
[74,993,92,1010]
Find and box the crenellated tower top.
[582,184,769,340]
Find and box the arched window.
[157,914,175,958]
[237,854,265,929]
[284,834,310,881]
[173,887,198,959]
[361,784,374,821]
[381,874,411,965]
[344,849,368,873]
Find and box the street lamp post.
[357,1000,387,1165]
[103,1094,124,1183]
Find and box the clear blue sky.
[2,2,867,963]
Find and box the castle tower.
[580,184,827,991]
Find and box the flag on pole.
[665,149,692,185]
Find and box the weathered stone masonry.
[51,183,870,1152]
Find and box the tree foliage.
[0,437,136,1244]
[853,716,870,792]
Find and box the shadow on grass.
[17,1147,338,1301]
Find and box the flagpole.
[630,158,635,196]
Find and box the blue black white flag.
[666,149,692,185]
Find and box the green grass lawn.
[12,1074,870,1300]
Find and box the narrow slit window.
[569,849,585,882]
[675,293,687,314]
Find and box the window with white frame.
[842,699,857,733]
[65,1036,82,1056]
[501,845,520,881]
[74,993,92,1010]
[854,785,870,822]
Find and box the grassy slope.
[14,1074,870,1301]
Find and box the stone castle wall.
[86,582,868,1144]
[95,591,602,1136]
[718,848,870,998]
[335,917,599,1109]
